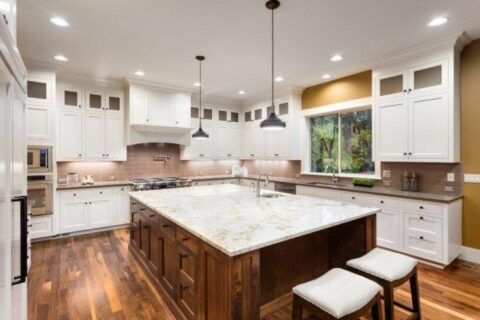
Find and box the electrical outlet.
[382,170,391,178]
[465,174,480,184]
[447,173,455,182]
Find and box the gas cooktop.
[129,177,192,191]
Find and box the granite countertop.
[56,180,132,190]
[189,175,463,203]
[130,184,380,257]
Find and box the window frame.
[301,97,381,179]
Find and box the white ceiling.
[17,0,480,100]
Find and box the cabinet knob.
[89,202,92,204]
[408,88,412,93]
[250,154,254,157]
[73,193,76,196]
[403,89,407,93]
[274,153,279,157]
[419,236,424,240]
[352,196,356,200]
[99,191,103,194]
[408,152,412,155]
[420,216,424,220]
[78,105,82,108]
[380,200,384,204]
[84,202,88,205]
[403,152,407,156]
[419,206,424,210]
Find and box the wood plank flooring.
[28,228,480,320]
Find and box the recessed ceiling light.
[50,17,69,27]
[322,73,331,79]
[238,90,246,95]
[330,54,343,62]
[193,82,201,87]
[54,55,68,62]
[275,76,284,82]
[134,70,145,76]
[428,17,448,27]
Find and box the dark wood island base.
[129,199,376,320]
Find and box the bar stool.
[292,268,383,320]
[347,248,421,320]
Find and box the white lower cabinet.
[59,185,131,234]
[296,185,462,265]
[30,215,53,240]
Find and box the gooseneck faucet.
[256,173,270,198]
[324,164,338,184]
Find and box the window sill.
[300,172,382,180]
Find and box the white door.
[89,198,114,228]
[175,95,190,127]
[226,125,242,158]
[26,105,51,142]
[115,186,130,224]
[408,93,449,160]
[84,113,105,159]
[105,115,124,160]
[60,200,88,232]
[149,95,174,126]
[376,208,402,250]
[200,122,216,158]
[408,60,448,97]
[377,99,409,161]
[59,111,83,160]
[11,82,27,197]
[242,125,256,158]
[131,94,149,125]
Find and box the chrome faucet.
[324,164,338,184]
[256,173,270,198]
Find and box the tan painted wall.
[461,39,480,249]
[302,70,372,109]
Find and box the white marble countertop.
[130,185,380,257]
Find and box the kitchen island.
[129,184,379,320]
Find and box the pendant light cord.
[199,59,202,129]
[271,6,275,114]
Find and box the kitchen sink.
[261,193,285,198]
[306,182,347,187]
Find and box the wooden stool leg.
[292,295,303,320]
[409,268,422,319]
[371,297,382,320]
[383,286,395,320]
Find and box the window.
[310,108,374,175]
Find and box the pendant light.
[260,0,286,131]
[192,55,209,139]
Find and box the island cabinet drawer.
[404,213,442,237]
[176,227,199,256]
[340,192,371,206]
[158,215,175,241]
[404,200,443,216]
[404,231,443,262]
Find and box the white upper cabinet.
[58,111,83,160]
[128,83,192,133]
[0,0,17,42]
[373,39,463,163]
[57,82,126,161]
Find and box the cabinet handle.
[419,206,424,210]
[380,200,384,204]
[419,236,424,240]
[163,224,170,228]
[149,214,156,218]
[274,153,279,157]
[181,254,189,258]
[73,193,76,196]
[121,188,124,191]
[420,216,424,220]
[352,196,356,200]
[182,237,189,242]
[408,88,412,93]
[403,152,407,156]
[403,89,407,93]
[89,202,92,204]
[408,152,412,155]
[78,105,82,108]
[250,154,254,157]
[84,202,88,205]
[181,285,190,290]
[131,202,138,205]
[139,208,146,211]
[99,191,103,194]
[227,154,231,157]
[143,225,149,229]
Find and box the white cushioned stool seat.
[347,248,417,282]
[292,268,381,318]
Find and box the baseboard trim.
[460,246,480,264]
[32,224,129,242]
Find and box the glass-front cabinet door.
[106,90,123,113]
[376,71,407,100]
[409,60,448,96]
[60,86,84,110]
[27,77,53,105]
[86,88,106,112]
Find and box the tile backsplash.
[57,143,463,195]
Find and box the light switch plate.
[465,174,480,184]
[382,170,391,178]
[447,173,455,182]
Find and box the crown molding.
[242,85,304,107]
[191,93,242,108]
[364,32,472,69]
[57,72,125,88]
[125,77,195,94]
[23,58,62,73]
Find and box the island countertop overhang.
[129,185,380,257]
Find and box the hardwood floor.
[28,228,480,320]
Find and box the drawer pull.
[139,208,146,211]
[99,191,103,194]
[182,237,189,242]
[181,254,189,258]
[73,193,76,196]
[419,216,424,220]
[419,206,424,210]
[352,196,356,200]
[163,224,170,228]
[181,285,190,290]
[84,202,88,205]
[149,214,156,218]
[380,200,384,204]
[131,202,138,205]
[419,236,424,240]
